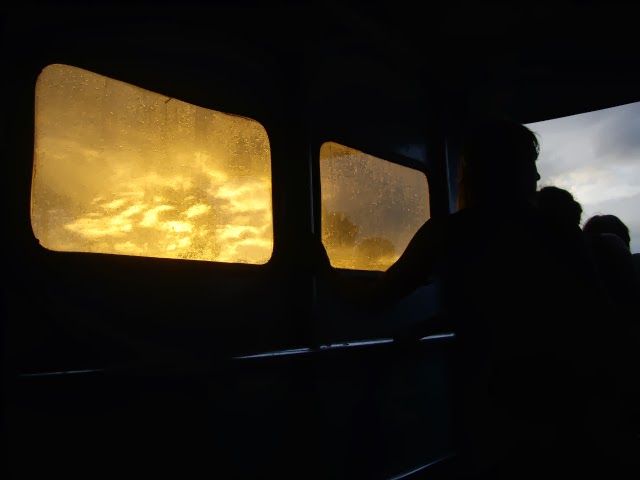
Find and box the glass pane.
[320,141,430,271]
[31,64,273,264]
[527,100,640,253]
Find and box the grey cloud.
[595,102,640,161]
[537,151,575,180]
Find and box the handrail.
[386,454,457,480]
[12,332,456,378]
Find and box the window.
[31,64,273,264]
[320,142,430,271]
[527,100,640,253]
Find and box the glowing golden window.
[320,142,430,271]
[31,64,273,264]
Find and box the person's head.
[534,186,583,227]
[582,214,631,250]
[457,117,540,209]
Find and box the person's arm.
[315,216,448,314]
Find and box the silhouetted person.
[582,213,638,310]
[534,185,583,232]
[532,185,598,283]
[532,188,637,309]
[312,117,635,479]
[533,192,639,450]
[583,214,632,249]
[582,214,640,445]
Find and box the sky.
[32,64,429,271]
[33,64,639,268]
[527,101,640,253]
[32,64,274,265]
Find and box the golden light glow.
[31,64,273,264]
[320,142,430,271]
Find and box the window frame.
[29,62,282,270]
[310,131,448,274]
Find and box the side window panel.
[319,141,430,271]
[31,64,273,264]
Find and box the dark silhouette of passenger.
[583,214,632,248]
[311,117,636,479]
[582,213,638,310]
[531,185,597,283]
[532,190,638,447]
[533,185,583,232]
[581,214,640,447]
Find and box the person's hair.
[534,186,583,227]
[582,214,631,249]
[462,117,540,170]
[457,117,540,209]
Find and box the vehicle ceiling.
[4,1,640,132]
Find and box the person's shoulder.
[426,209,477,231]
[434,208,489,244]
[448,207,480,224]
[587,231,625,248]
[410,209,484,247]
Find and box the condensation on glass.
[320,142,430,271]
[31,64,273,264]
